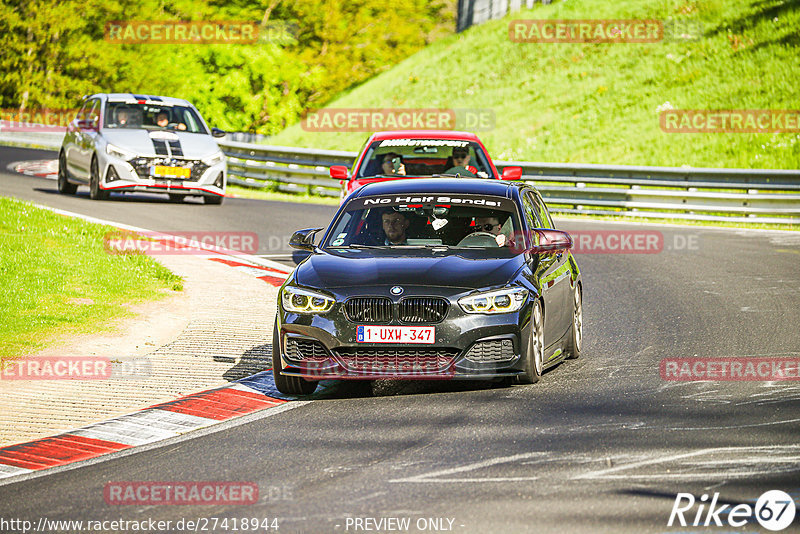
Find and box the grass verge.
[0,196,183,362]
[227,184,340,205]
[267,0,800,169]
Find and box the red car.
[331,130,522,201]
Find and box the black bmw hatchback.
[273,178,583,395]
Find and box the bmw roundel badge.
[390,286,404,295]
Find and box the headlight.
[106,143,136,161]
[458,287,528,314]
[282,286,335,314]
[202,151,225,166]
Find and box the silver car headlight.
[458,287,528,314]
[106,143,136,161]
[202,151,225,166]
[282,286,335,314]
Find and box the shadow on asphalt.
[234,345,516,402]
[34,187,206,204]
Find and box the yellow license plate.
[152,165,190,178]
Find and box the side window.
[531,192,555,229]
[86,100,100,128]
[75,100,90,122]
[522,192,543,228]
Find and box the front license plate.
[150,165,190,179]
[357,325,435,344]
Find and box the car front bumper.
[277,296,534,380]
[99,155,226,197]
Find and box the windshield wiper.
[328,244,387,249]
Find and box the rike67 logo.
[669,490,796,531]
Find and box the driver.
[446,147,478,176]
[381,209,409,245]
[115,108,130,127]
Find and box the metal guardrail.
[219,140,800,224]
[0,130,64,150]
[220,140,355,198]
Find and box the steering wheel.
[457,232,500,248]
[444,165,477,177]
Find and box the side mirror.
[501,166,522,181]
[211,128,226,138]
[529,229,573,254]
[329,165,348,180]
[289,227,324,251]
[77,119,97,130]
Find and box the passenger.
[474,214,509,247]
[156,112,169,127]
[156,111,186,131]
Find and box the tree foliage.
[0,0,452,134]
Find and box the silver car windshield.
[104,102,207,134]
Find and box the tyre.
[57,152,77,195]
[204,195,223,205]
[89,157,109,200]
[272,322,318,395]
[517,300,544,384]
[566,284,582,359]
[168,194,185,203]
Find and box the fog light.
[214,172,224,188]
[106,165,120,183]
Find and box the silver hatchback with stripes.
[58,93,227,204]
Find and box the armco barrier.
[1,129,797,224]
[217,140,800,224]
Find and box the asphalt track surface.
[2,145,800,533]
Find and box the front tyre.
[57,152,77,195]
[517,300,544,384]
[566,284,582,359]
[272,322,318,395]
[89,157,109,200]
[204,195,223,205]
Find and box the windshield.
[324,193,523,252]
[103,102,208,134]
[356,139,495,179]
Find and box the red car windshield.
[356,139,495,179]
